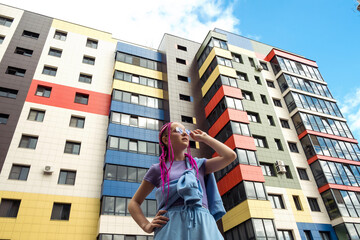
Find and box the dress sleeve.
[143,164,161,188]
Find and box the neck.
[173,150,186,161]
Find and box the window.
[112,90,164,109]
[297,168,309,180]
[189,141,196,148]
[273,98,282,107]
[51,203,71,220]
[64,141,81,155]
[307,197,320,212]
[237,71,248,81]
[6,66,26,77]
[319,231,331,240]
[22,30,39,39]
[54,30,67,41]
[248,57,255,67]
[48,48,62,57]
[261,162,276,176]
[108,137,160,156]
[254,136,268,148]
[285,166,292,179]
[114,71,163,89]
[58,170,76,185]
[267,80,275,88]
[247,112,260,123]
[82,56,95,65]
[14,47,33,57]
[178,75,189,82]
[176,58,186,65]
[288,142,299,153]
[267,116,275,126]
[9,165,30,180]
[35,85,51,97]
[277,230,294,240]
[78,73,92,83]
[232,53,243,63]
[0,35,4,44]
[27,109,45,122]
[86,38,98,49]
[69,116,85,128]
[0,199,21,218]
[275,139,283,151]
[260,94,268,104]
[293,196,302,210]
[177,45,187,51]
[260,61,269,70]
[179,94,191,102]
[304,231,312,240]
[254,76,261,85]
[111,112,162,130]
[19,135,38,149]
[74,93,89,105]
[105,165,148,183]
[242,90,254,101]
[0,113,9,124]
[268,194,285,209]
[0,16,13,27]
[102,196,157,217]
[0,87,18,99]
[42,66,57,76]
[181,115,194,124]
[280,119,290,128]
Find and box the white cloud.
[1,0,240,47]
[339,88,360,140]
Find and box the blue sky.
[2,0,360,140]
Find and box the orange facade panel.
[217,164,264,196]
[26,79,111,115]
[265,49,318,68]
[298,130,358,144]
[208,108,249,137]
[205,85,243,117]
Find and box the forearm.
[128,199,150,231]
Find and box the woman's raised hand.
[190,129,210,143]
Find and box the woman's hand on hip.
[143,210,169,233]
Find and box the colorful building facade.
[1,3,360,240]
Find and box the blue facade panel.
[108,124,159,142]
[296,222,337,240]
[102,180,156,199]
[110,100,164,120]
[116,41,162,62]
[214,28,254,51]
[105,150,158,168]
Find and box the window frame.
[64,141,81,155]
[86,38,98,49]
[8,164,30,181]
[51,203,71,220]
[54,30,67,41]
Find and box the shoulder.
[148,163,161,172]
[194,157,207,169]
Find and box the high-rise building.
[0,3,359,240]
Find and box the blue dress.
[153,158,225,240]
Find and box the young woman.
[128,122,236,239]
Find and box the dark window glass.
[267,80,275,88]
[254,136,268,148]
[69,116,85,128]
[267,116,275,126]
[74,93,89,105]
[83,56,95,65]
[181,115,193,124]
[308,197,320,212]
[9,165,30,180]
[79,73,92,83]
[35,85,51,97]
[261,94,268,104]
[237,71,248,81]
[288,142,299,153]
[304,230,312,240]
[260,61,269,70]
[14,47,33,57]
[0,35,4,44]
[0,16,13,27]
[293,196,302,210]
[248,57,255,67]
[255,76,262,85]
[177,45,187,51]
[178,75,189,82]
[54,30,67,41]
[273,98,282,107]
[86,38,98,49]
[58,170,76,185]
[176,58,186,65]
[297,168,309,180]
[64,141,81,155]
[22,30,39,39]
[101,196,157,217]
[269,194,285,209]
[27,109,45,122]
[0,113,9,124]
[232,53,243,63]
[48,48,62,57]
[247,112,260,123]
[6,66,26,77]
[261,162,276,176]
[179,94,191,102]
[0,199,21,217]
[281,119,290,128]
[242,90,254,101]
[42,66,57,76]
[19,135,38,149]
[275,139,283,150]
[51,203,71,220]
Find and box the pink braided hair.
[159,122,199,204]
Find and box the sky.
[1,0,360,140]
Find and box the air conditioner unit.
[44,165,54,174]
[275,160,287,173]
[255,65,263,72]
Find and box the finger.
[156,216,169,221]
[153,219,168,225]
[156,210,167,216]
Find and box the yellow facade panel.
[228,45,257,58]
[201,65,237,96]
[222,199,274,232]
[114,61,165,81]
[198,47,233,78]
[0,191,99,240]
[195,142,200,149]
[112,80,164,99]
[286,189,313,223]
[52,19,116,43]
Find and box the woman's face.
[162,122,189,151]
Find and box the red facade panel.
[319,183,360,194]
[265,49,318,68]
[298,130,358,144]
[26,79,111,116]
[217,164,264,196]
